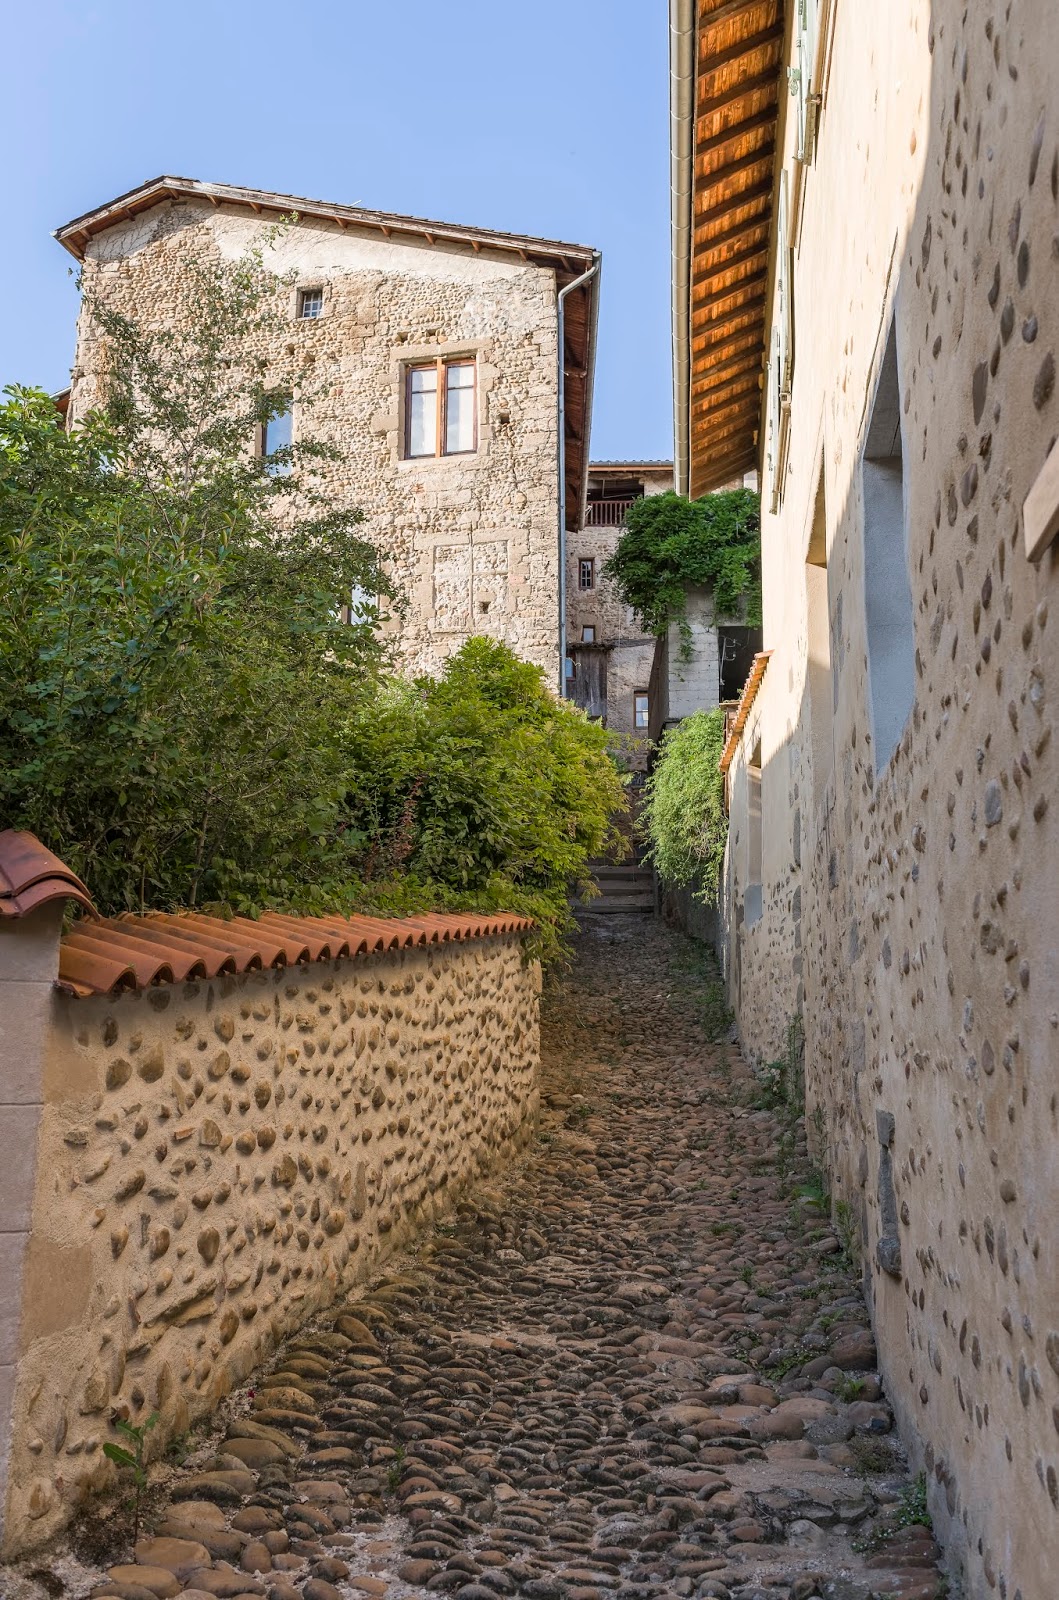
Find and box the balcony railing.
[585,496,637,527]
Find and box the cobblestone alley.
[12,916,947,1600]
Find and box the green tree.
[1,232,626,959]
[640,707,728,905]
[1,228,389,913]
[603,488,761,654]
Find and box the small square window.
[579,558,595,591]
[634,692,649,730]
[298,288,324,319]
[581,625,596,643]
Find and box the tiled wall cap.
[56,906,535,997]
[0,829,96,920]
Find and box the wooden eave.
[687,0,784,497]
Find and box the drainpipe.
[670,0,696,498]
[557,252,602,697]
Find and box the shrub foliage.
[603,488,761,650]
[0,233,625,961]
[641,707,728,905]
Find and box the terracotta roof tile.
[719,649,772,774]
[56,906,534,998]
[0,829,96,920]
[2,832,533,997]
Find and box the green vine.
[603,489,761,656]
[641,707,728,906]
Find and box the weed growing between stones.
[101,1411,158,1552]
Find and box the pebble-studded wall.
[4,935,539,1555]
[718,1,1058,1594]
[67,201,564,681]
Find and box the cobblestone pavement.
[12,915,949,1600]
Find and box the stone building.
[54,176,601,685]
[566,461,671,732]
[671,1,1059,1595]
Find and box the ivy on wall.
[640,707,728,906]
[603,489,762,650]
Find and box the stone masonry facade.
[714,1,1059,1594]
[2,927,538,1556]
[65,195,580,681]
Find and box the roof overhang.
[54,175,601,528]
[670,0,784,497]
[719,648,772,774]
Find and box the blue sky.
[1,0,673,462]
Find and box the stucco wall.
[2,931,539,1555]
[68,200,562,681]
[720,1,1059,1594]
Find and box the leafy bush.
[1,230,626,961]
[1,384,385,914]
[341,640,627,963]
[640,707,728,905]
[603,488,761,652]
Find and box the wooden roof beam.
[693,390,761,429]
[697,18,784,79]
[696,64,781,123]
[691,266,767,317]
[694,209,771,258]
[697,141,776,192]
[692,280,767,327]
[692,304,766,344]
[692,239,769,290]
[698,0,773,34]
[695,104,778,160]
[692,417,758,451]
[691,373,762,416]
[694,331,767,371]
[695,175,774,229]
[691,349,762,395]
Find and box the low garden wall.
[0,841,540,1555]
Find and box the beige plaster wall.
[3,934,539,1555]
[68,200,563,680]
[720,1,1059,1594]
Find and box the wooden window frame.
[578,557,595,591]
[404,356,478,459]
[633,691,650,730]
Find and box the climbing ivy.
[602,488,761,652]
[640,707,728,906]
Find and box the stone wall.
[1,927,539,1556]
[68,200,563,681]
[719,0,1059,1593]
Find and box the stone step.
[580,891,655,913]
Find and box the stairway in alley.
[582,862,655,914]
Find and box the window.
[581,625,596,643]
[298,288,323,320]
[341,584,373,624]
[261,403,293,476]
[746,739,763,927]
[766,173,792,514]
[634,692,649,731]
[405,358,477,458]
[863,319,915,775]
[578,558,595,591]
[805,464,833,807]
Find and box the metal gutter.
[670,0,697,498]
[557,252,602,697]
